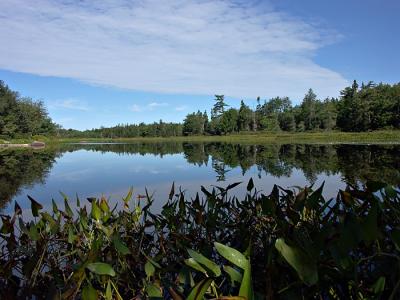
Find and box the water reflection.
[1,142,399,211]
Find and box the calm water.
[1,142,399,215]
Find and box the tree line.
[1,79,399,139]
[183,81,400,135]
[0,81,57,139]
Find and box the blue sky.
[0,0,398,130]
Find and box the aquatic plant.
[1,179,400,299]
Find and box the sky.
[0,0,399,130]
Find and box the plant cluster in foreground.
[1,180,400,299]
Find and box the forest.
[0,81,57,139]
[1,80,399,139]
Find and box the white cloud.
[49,99,90,111]
[0,0,348,100]
[130,104,142,112]
[130,101,169,112]
[148,102,169,109]
[175,105,188,111]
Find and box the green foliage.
[2,79,399,140]
[183,111,208,135]
[337,81,400,131]
[0,80,57,138]
[1,179,400,299]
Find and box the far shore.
[1,130,400,146]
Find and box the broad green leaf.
[105,280,112,300]
[275,238,318,286]
[18,218,29,235]
[28,223,39,241]
[86,262,116,277]
[82,284,98,300]
[14,201,22,215]
[41,212,58,234]
[76,194,81,208]
[188,249,221,277]
[184,258,207,274]
[64,198,73,218]
[146,283,163,298]
[91,201,101,221]
[112,235,131,255]
[214,242,247,269]
[239,259,253,300]
[373,276,386,294]
[226,182,242,191]
[100,197,110,213]
[385,186,397,198]
[201,186,212,197]
[145,260,156,278]
[52,199,59,214]
[123,187,133,203]
[247,178,254,191]
[141,252,161,268]
[122,189,133,210]
[223,265,243,285]
[169,182,175,200]
[307,181,324,209]
[68,226,76,244]
[187,278,213,300]
[28,195,43,217]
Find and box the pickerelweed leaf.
[226,181,242,191]
[91,201,101,221]
[146,283,163,298]
[145,260,156,278]
[105,280,112,300]
[52,199,58,214]
[184,258,207,274]
[187,278,213,300]
[100,197,110,213]
[14,201,22,215]
[223,265,243,285]
[86,262,116,277]
[82,284,98,300]
[214,242,248,269]
[373,276,386,294]
[188,248,221,277]
[169,182,175,200]
[112,235,131,255]
[239,259,253,300]
[275,238,318,286]
[201,186,212,197]
[247,178,254,192]
[28,195,43,217]
[64,198,73,218]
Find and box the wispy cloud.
[49,99,90,111]
[130,104,142,112]
[130,101,169,112]
[148,102,168,109]
[175,105,189,111]
[0,0,348,99]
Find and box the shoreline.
[1,130,400,146]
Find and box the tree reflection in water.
[0,142,399,209]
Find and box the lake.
[1,142,399,216]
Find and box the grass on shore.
[1,130,400,145]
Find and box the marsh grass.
[2,130,400,146]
